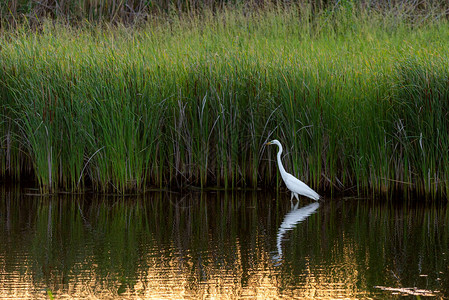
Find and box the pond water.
[0,189,448,299]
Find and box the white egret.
[266,139,320,201]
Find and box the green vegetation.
[1,0,448,26]
[1,4,449,198]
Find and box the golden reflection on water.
[1,191,447,299]
[0,236,367,299]
[103,241,363,299]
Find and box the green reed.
[2,0,448,27]
[1,6,449,198]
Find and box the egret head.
[266,139,281,147]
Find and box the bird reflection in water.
[273,202,320,264]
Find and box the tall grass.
[1,0,448,26]
[1,5,449,198]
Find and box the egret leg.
[294,193,299,202]
[290,192,299,208]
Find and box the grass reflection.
[0,189,448,298]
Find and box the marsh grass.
[1,5,449,198]
[1,0,448,27]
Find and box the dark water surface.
[0,189,448,299]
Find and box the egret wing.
[284,173,320,200]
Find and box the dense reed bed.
[1,5,449,198]
[2,0,448,26]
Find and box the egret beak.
[265,141,272,145]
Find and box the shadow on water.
[0,187,448,298]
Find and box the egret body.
[266,139,320,201]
